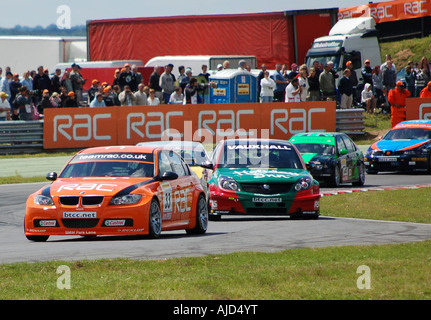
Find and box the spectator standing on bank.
[405,65,416,97]
[361,59,373,87]
[51,68,62,94]
[382,60,396,91]
[415,68,430,97]
[307,67,320,101]
[338,69,354,109]
[70,63,86,103]
[298,64,309,102]
[60,70,74,94]
[21,71,33,92]
[319,63,335,101]
[288,63,298,80]
[271,64,288,102]
[33,66,51,103]
[177,66,186,83]
[0,92,11,121]
[134,83,148,106]
[149,65,163,102]
[9,73,22,104]
[160,63,176,104]
[1,72,13,101]
[198,64,210,81]
[372,65,383,101]
[132,65,143,86]
[260,70,276,103]
[180,68,192,91]
[119,63,137,92]
[257,64,267,101]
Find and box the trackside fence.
[335,108,365,135]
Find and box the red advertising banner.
[43,102,336,149]
[406,97,431,120]
[339,0,431,23]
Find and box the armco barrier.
[335,108,365,135]
[0,120,44,155]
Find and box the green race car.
[289,132,366,187]
[203,139,321,220]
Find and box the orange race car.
[24,146,208,242]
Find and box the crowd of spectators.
[258,55,431,117]
[1,56,431,122]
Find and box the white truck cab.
[305,17,381,83]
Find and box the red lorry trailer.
[87,9,338,68]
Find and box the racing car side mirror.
[200,161,214,170]
[46,172,58,181]
[339,148,348,156]
[305,162,312,170]
[161,171,179,181]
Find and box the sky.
[1,0,386,28]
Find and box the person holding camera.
[119,85,137,106]
[388,81,411,127]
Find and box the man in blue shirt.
[271,64,288,102]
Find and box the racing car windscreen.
[383,128,431,140]
[60,152,154,178]
[292,143,335,155]
[219,143,303,169]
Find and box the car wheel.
[186,194,208,235]
[26,235,49,242]
[352,164,366,186]
[329,166,341,187]
[148,199,162,238]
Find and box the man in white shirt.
[134,83,148,106]
[285,78,302,103]
[0,92,11,120]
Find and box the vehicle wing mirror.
[46,172,58,181]
[161,171,178,181]
[200,161,214,170]
[339,148,348,156]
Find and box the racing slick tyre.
[186,194,208,235]
[148,198,162,238]
[26,235,49,242]
[352,164,366,187]
[328,166,341,187]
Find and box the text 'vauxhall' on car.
[204,139,321,220]
[24,146,209,242]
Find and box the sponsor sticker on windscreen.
[70,153,153,163]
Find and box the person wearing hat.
[119,63,137,92]
[160,63,176,104]
[63,91,79,108]
[0,92,11,121]
[88,79,100,105]
[388,81,411,127]
[180,68,192,91]
[287,63,298,80]
[420,81,431,98]
[361,59,373,87]
[216,64,223,72]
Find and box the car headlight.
[294,177,312,191]
[34,194,54,206]
[219,176,240,191]
[110,194,142,205]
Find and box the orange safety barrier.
[43,101,336,149]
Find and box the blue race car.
[364,120,431,174]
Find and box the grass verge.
[1,188,431,299]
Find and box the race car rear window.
[60,161,154,178]
[218,143,303,169]
[384,128,431,140]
